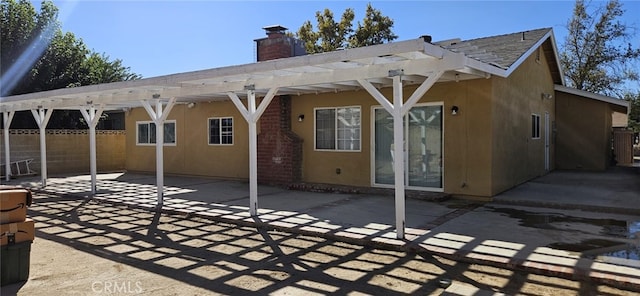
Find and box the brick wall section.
[255,28,304,185]
[257,96,303,185]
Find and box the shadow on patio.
[5,171,639,294]
[10,192,622,295]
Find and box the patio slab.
[4,167,640,292]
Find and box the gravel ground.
[1,192,635,295]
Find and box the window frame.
[531,114,541,139]
[314,106,361,152]
[208,117,234,146]
[136,120,177,146]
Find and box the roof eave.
[554,84,629,110]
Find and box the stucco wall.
[290,78,494,197]
[122,78,495,197]
[122,55,560,199]
[555,92,612,170]
[418,79,493,197]
[490,45,556,195]
[124,102,250,179]
[0,129,125,175]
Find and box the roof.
[436,28,563,84]
[1,28,564,113]
[555,84,629,111]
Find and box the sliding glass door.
[373,103,443,190]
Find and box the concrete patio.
[4,166,640,291]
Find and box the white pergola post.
[3,111,15,182]
[79,104,104,195]
[392,75,406,238]
[228,85,278,216]
[31,107,53,187]
[358,70,444,239]
[141,97,176,208]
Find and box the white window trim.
[370,102,445,192]
[136,120,177,146]
[208,116,234,146]
[531,113,541,140]
[313,106,362,152]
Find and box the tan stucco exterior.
[288,78,496,197]
[555,91,614,170]
[125,102,250,179]
[490,47,556,195]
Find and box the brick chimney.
[255,26,304,185]
[255,25,306,61]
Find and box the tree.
[1,0,141,97]
[625,92,640,133]
[77,52,142,86]
[349,3,397,48]
[1,0,140,129]
[1,0,59,96]
[560,0,640,97]
[296,3,397,54]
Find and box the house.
[1,26,629,238]
[124,26,621,197]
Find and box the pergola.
[1,37,501,238]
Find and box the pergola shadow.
[8,172,638,294]
[19,192,524,295]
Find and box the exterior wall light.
[187,102,196,109]
[298,114,305,122]
[451,106,459,115]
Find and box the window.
[531,114,540,139]
[315,106,360,151]
[209,117,233,145]
[136,121,176,145]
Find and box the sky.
[38,0,640,79]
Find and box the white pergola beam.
[357,79,394,114]
[253,87,278,121]
[166,58,450,99]
[79,104,104,195]
[141,97,177,208]
[402,71,444,115]
[0,49,470,115]
[227,92,251,122]
[3,111,15,181]
[30,107,53,187]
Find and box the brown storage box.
[0,188,32,224]
[0,219,35,246]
